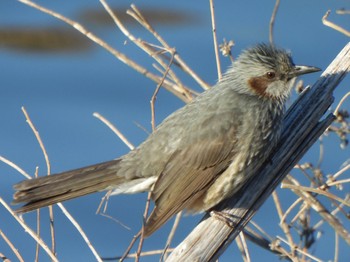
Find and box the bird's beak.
[290,65,321,78]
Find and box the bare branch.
[285,176,350,245]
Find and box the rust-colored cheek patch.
[248,76,270,98]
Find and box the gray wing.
[144,124,238,236]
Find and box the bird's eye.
[266,72,276,79]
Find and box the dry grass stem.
[279,197,303,224]
[284,176,350,245]
[276,236,323,262]
[120,231,141,261]
[18,0,193,102]
[313,194,350,230]
[272,191,296,256]
[0,198,58,261]
[322,10,350,37]
[20,108,51,175]
[34,167,40,262]
[269,0,280,44]
[0,229,24,262]
[334,231,339,262]
[151,53,175,131]
[93,112,135,150]
[236,231,251,262]
[127,4,210,91]
[21,106,56,255]
[162,211,182,260]
[117,248,174,259]
[289,201,310,226]
[243,226,291,259]
[334,92,350,116]
[248,221,272,241]
[99,0,180,87]
[323,163,350,182]
[99,0,204,101]
[98,212,131,231]
[57,203,103,262]
[96,190,112,214]
[281,183,350,207]
[0,155,31,179]
[209,0,222,80]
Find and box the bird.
[12,43,320,237]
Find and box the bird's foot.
[209,210,238,228]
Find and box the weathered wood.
[166,42,350,261]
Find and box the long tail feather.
[13,159,123,213]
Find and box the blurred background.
[1,0,349,261]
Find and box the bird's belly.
[188,158,248,212]
[204,160,248,208]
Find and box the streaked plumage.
[13,44,320,236]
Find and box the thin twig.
[98,212,131,231]
[151,52,175,131]
[333,163,350,180]
[17,0,192,102]
[128,4,210,90]
[276,236,323,262]
[317,136,324,169]
[107,248,174,260]
[249,221,273,241]
[0,229,24,262]
[20,108,51,175]
[334,231,339,262]
[21,106,56,256]
[162,211,182,261]
[281,183,350,207]
[243,226,291,260]
[334,91,350,116]
[99,0,198,102]
[269,0,280,44]
[0,156,31,179]
[120,231,141,261]
[272,191,296,256]
[313,194,350,230]
[0,198,58,261]
[34,167,40,262]
[209,0,222,80]
[236,231,251,262]
[279,197,303,224]
[136,192,153,262]
[93,112,134,150]
[285,176,350,245]
[57,203,103,262]
[322,10,350,37]
[326,178,350,187]
[101,1,181,89]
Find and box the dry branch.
[167,42,350,261]
[283,175,350,245]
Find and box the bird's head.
[225,43,320,102]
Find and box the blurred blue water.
[1,0,349,261]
